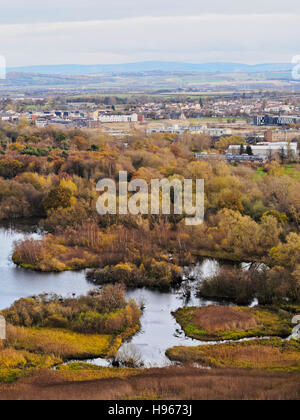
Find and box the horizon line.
[8,60,292,68]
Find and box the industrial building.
[254,115,300,126]
[93,112,138,123]
[228,142,298,159]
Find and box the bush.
[3,284,141,335]
[115,344,144,368]
[87,260,183,291]
[42,185,73,211]
[199,266,256,305]
[199,265,300,306]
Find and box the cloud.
[1,14,299,66]
[1,0,300,23]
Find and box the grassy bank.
[173,306,292,341]
[166,339,300,372]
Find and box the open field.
[166,339,300,372]
[93,117,251,131]
[255,165,300,180]
[0,365,299,400]
[173,306,292,341]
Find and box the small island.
[172,305,293,341]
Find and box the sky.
[0,0,299,67]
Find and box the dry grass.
[0,346,59,370]
[193,306,258,333]
[173,305,292,341]
[56,363,141,382]
[166,339,300,371]
[0,340,61,384]
[0,322,140,385]
[6,324,113,360]
[0,366,299,400]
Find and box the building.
[93,112,138,123]
[49,118,72,126]
[148,125,232,136]
[195,152,225,161]
[228,142,298,159]
[35,119,48,128]
[0,114,19,122]
[254,115,300,126]
[264,130,300,143]
[204,128,232,137]
[225,153,265,163]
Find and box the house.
[0,112,19,122]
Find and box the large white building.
[228,142,298,159]
[148,124,232,136]
[94,112,138,123]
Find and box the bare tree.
[115,344,144,368]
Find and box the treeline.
[199,262,300,306]
[0,124,298,299]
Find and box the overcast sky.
[0,1,299,66]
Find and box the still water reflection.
[0,221,92,310]
[0,220,221,367]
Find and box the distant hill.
[1,66,297,93]
[7,61,293,75]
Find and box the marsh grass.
[193,306,258,332]
[0,366,299,400]
[0,322,140,385]
[0,339,61,384]
[6,324,113,360]
[56,363,141,382]
[166,338,300,372]
[173,305,292,341]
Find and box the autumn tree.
[215,135,246,153]
[269,233,300,269]
[218,190,244,213]
[42,185,73,211]
[72,136,89,151]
